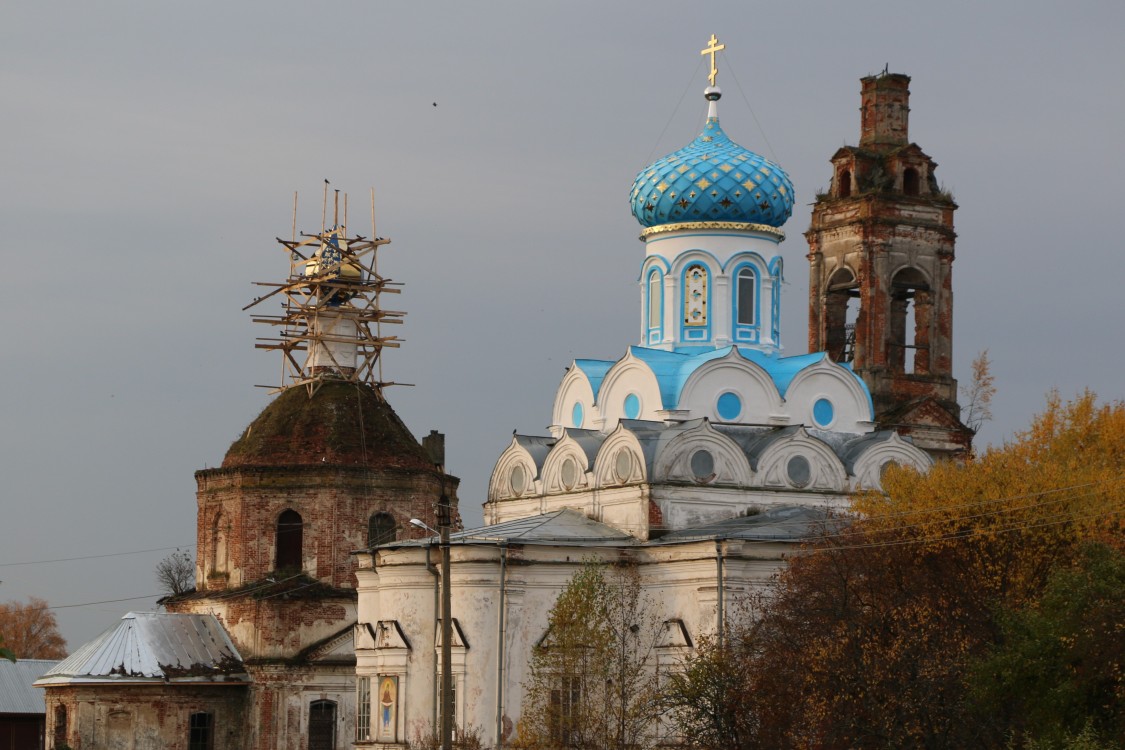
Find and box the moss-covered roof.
[222,381,436,471]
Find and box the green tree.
[516,562,662,750]
[661,634,759,750]
[969,543,1124,748]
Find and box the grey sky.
[2,1,1122,649]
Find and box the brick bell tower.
[806,72,972,459]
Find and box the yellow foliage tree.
[734,392,1124,749]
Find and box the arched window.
[736,267,756,325]
[646,268,663,343]
[368,512,396,547]
[825,267,859,363]
[276,510,303,571]
[903,167,920,196]
[308,700,337,750]
[838,168,852,198]
[888,267,931,374]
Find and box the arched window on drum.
[731,264,760,343]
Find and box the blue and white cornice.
[551,346,874,435]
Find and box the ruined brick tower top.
[859,72,911,147]
[806,72,973,460]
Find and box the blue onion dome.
[630,88,794,229]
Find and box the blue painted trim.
[679,261,712,344]
[645,267,664,345]
[768,256,784,279]
[730,262,762,343]
[771,276,781,344]
[636,254,672,283]
[672,248,724,273]
[720,251,771,273]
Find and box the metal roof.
[387,509,639,549]
[651,505,847,544]
[0,659,57,714]
[36,612,246,686]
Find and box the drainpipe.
[495,541,509,748]
[424,543,440,730]
[715,539,724,648]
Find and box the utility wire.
[0,544,196,568]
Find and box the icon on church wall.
[379,675,398,742]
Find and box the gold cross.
[700,34,725,87]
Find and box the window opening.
[838,168,852,198]
[54,705,67,748]
[903,167,920,195]
[647,270,661,329]
[356,677,372,742]
[549,676,581,747]
[276,509,303,571]
[368,512,396,547]
[308,700,337,750]
[889,267,931,374]
[736,267,756,325]
[825,268,859,363]
[189,712,214,750]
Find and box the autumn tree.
[516,561,663,750]
[708,392,1124,749]
[961,349,997,434]
[0,597,67,659]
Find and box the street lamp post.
[411,503,454,750]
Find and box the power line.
[0,544,196,568]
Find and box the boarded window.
[276,510,303,570]
[368,513,397,547]
[189,712,214,750]
[54,705,67,747]
[308,700,337,750]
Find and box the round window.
[561,457,578,490]
[690,450,714,480]
[812,398,834,428]
[571,402,584,428]
[716,392,742,421]
[510,465,527,495]
[624,393,641,420]
[614,449,633,482]
[787,456,811,488]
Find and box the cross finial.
[700,34,726,87]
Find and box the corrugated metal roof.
[0,659,57,714]
[36,612,246,686]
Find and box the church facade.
[354,46,959,749]
[39,40,969,750]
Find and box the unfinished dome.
[222,380,437,472]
